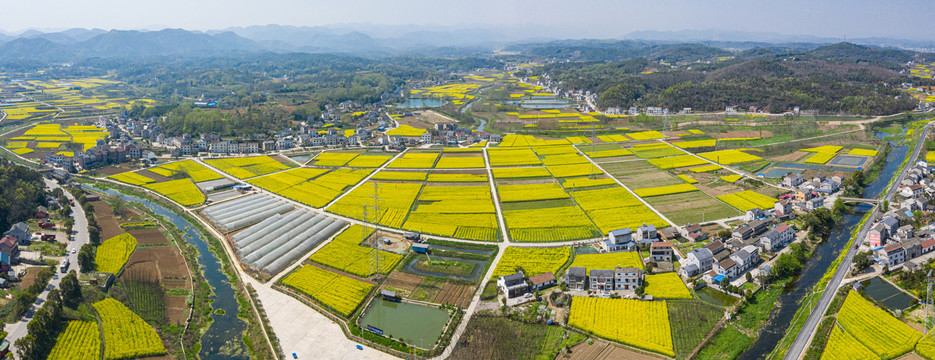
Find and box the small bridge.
[839,197,882,205]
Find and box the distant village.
[41,100,500,174]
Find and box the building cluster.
[44,117,154,173]
[564,265,644,294]
[784,173,845,211]
[867,162,935,270]
[380,122,500,148]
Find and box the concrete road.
[784,122,932,360]
[6,178,90,352]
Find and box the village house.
[600,228,637,252]
[589,269,615,293]
[679,247,714,278]
[565,267,587,291]
[774,199,794,217]
[528,272,556,291]
[650,241,674,262]
[715,258,738,279]
[634,224,658,244]
[784,174,806,188]
[879,243,906,267]
[2,222,29,245]
[0,235,19,265]
[497,272,529,298]
[614,267,643,290]
[759,223,796,252]
[903,238,923,259]
[729,245,760,273]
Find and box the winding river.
[84,185,250,359]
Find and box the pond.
[287,153,315,163]
[359,300,451,349]
[397,98,446,108]
[828,155,869,167]
[83,185,250,359]
[859,276,917,311]
[696,286,739,307]
[402,254,487,282]
[762,167,803,178]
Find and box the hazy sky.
[3,0,933,39]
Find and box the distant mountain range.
[0,25,932,64]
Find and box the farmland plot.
[569,297,674,357]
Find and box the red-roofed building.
[922,238,935,255]
[650,241,673,262]
[0,235,19,265]
[879,243,906,267]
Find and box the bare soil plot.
[127,228,169,246]
[135,169,173,182]
[771,151,808,162]
[91,200,123,240]
[433,283,475,308]
[396,115,433,129]
[122,258,160,282]
[602,160,683,189]
[416,110,458,124]
[165,295,190,325]
[269,154,295,166]
[561,339,664,360]
[409,276,445,302]
[382,271,424,297]
[17,267,43,289]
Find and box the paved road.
[7,178,90,351]
[784,121,932,360]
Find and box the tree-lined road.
[6,178,90,353]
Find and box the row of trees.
[15,271,82,360]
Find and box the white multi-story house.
[679,247,714,277]
[613,267,643,290]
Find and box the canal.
[738,140,908,360]
[84,185,250,359]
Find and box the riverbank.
[80,179,277,359]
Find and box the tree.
[802,208,834,241]
[59,271,81,308]
[62,217,74,235]
[745,272,753,283]
[78,244,94,272]
[853,252,873,272]
[772,253,803,280]
[104,194,125,216]
[832,198,847,218]
[88,226,100,246]
[717,229,732,240]
[644,263,654,274]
